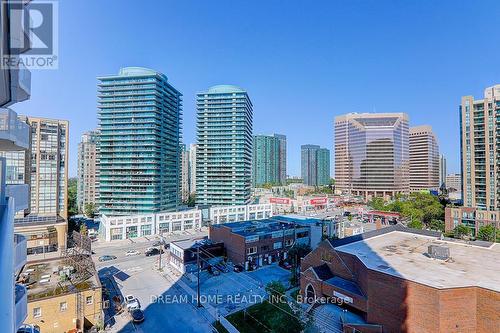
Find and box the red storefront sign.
[270,197,290,204]
[309,197,327,205]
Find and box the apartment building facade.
[196,85,253,206]
[253,134,287,187]
[97,67,182,216]
[460,84,500,210]
[77,130,99,212]
[301,145,330,186]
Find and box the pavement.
[92,230,215,333]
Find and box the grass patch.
[226,301,303,333]
[212,321,229,333]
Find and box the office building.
[335,113,410,200]
[98,67,182,216]
[460,84,500,210]
[180,144,189,202]
[196,85,253,206]
[77,130,99,212]
[409,125,439,192]
[24,117,69,219]
[446,173,461,192]
[301,225,499,332]
[189,143,197,194]
[301,145,330,186]
[439,154,447,188]
[253,134,287,187]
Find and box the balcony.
[14,284,27,330]
[6,184,29,213]
[14,234,27,276]
[0,109,30,150]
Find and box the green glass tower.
[97,67,182,216]
[196,85,253,206]
[253,134,286,187]
[301,145,330,186]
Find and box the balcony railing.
[0,109,30,150]
[14,234,27,276]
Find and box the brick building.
[300,225,500,333]
[209,218,311,269]
[169,238,224,274]
[445,206,500,237]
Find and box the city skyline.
[11,1,500,178]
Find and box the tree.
[408,219,423,229]
[428,219,445,232]
[187,193,196,207]
[287,244,312,286]
[84,202,96,218]
[477,225,496,242]
[369,197,386,211]
[67,178,78,216]
[454,224,470,239]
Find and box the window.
[86,296,93,305]
[33,307,42,318]
[273,242,282,250]
[246,246,257,255]
[59,302,67,311]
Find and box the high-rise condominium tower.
[335,113,409,200]
[439,154,447,188]
[180,144,190,202]
[196,85,253,206]
[77,130,99,212]
[24,117,69,219]
[189,143,197,194]
[460,84,500,210]
[253,134,287,187]
[301,145,330,186]
[409,126,439,192]
[98,67,182,216]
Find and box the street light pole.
[197,246,201,307]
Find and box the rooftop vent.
[427,245,450,260]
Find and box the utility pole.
[197,246,201,307]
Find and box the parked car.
[131,308,145,323]
[145,248,164,256]
[152,240,162,247]
[164,243,170,250]
[98,255,117,262]
[233,264,244,273]
[214,263,228,273]
[124,295,140,311]
[280,261,292,270]
[207,265,220,276]
[125,250,140,257]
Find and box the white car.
[124,295,140,311]
[125,250,140,256]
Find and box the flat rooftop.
[19,258,99,301]
[335,231,500,292]
[171,237,208,250]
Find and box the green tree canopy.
[454,224,471,239]
[477,225,496,242]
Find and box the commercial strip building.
[97,67,182,216]
[460,84,500,210]
[77,130,99,212]
[301,145,330,186]
[300,225,500,333]
[335,113,410,200]
[409,125,439,192]
[209,217,315,269]
[444,206,500,237]
[99,209,202,241]
[253,134,287,187]
[196,85,253,206]
[169,238,224,274]
[209,203,273,224]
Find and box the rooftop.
[335,230,500,292]
[205,84,245,94]
[171,237,208,250]
[19,258,99,301]
[213,217,311,237]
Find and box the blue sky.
[13,0,500,177]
